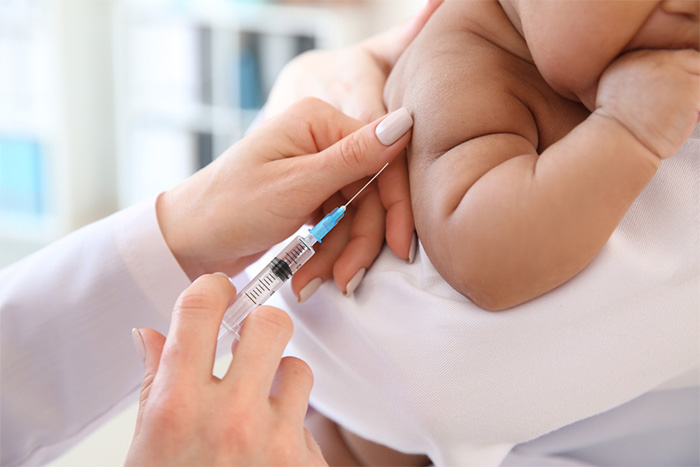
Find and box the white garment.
[1,130,697,466]
[271,125,700,466]
[0,197,191,466]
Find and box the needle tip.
[345,163,390,208]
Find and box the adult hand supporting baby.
[157,98,413,295]
[263,0,443,296]
[126,274,326,465]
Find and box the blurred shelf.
[113,0,377,207]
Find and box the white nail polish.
[298,277,323,303]
[132,328,146,363]
[407,232,417,264]
[376,108,413,146]
[344,268,366,296]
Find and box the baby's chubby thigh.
[304,407,430,466]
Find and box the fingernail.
[298,277,323,303]
[344,268,366,296]
[407,232,417,264]
[376,107,413,146]
[213,272,229,279]
[132,328,146,364]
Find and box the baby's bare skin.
[385,0,699,310]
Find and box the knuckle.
[248,306,294,339]
[146,394,192,435]
[223,412,260,448]
[294,96,328,114]
[173,294,211,318]
[339,133,370,169]
[174,288,221,320]
[138,372,157,405]
[281,356,314,383]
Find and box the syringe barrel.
[219,234,316,339]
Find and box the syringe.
[218,163,388,341]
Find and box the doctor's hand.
[157,98,413,298]
[126,274,326,466]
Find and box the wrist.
[156,190,205,281]
[590,108,663,167]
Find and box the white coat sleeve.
[0,196,191,466]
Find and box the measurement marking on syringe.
[286,245,306,266]
[292,246,303,257]
[260,275,275,290]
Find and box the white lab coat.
[0,198,190,466]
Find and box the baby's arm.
[387,22,698,310]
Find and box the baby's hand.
[595,49,699,160]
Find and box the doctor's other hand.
[157,98,413,298]
[126,274,327,466]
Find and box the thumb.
[131,328,166,436]
[309,107,414,195]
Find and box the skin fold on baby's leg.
[305,408,430,466]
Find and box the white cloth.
[503,382,698,466]
[270,125,700,466]
[0,197,191,466]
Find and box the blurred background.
[0,0,420,464]
[0,0,421,269]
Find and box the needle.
[343,163,389,208]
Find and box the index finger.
[223,305,294,399]
[158,274,237,381]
